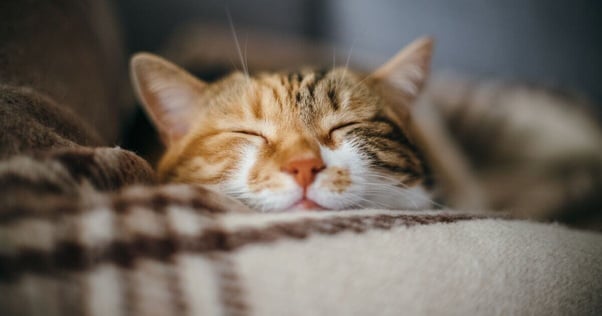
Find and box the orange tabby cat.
[131,38,434,212]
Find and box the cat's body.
[416,78,602,227]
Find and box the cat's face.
[131,38,434,212]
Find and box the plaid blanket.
[2,162,601,315]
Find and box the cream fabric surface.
[3,191,601,316]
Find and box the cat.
[131,33,602,224]
[130,38,436,212]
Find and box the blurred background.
[115,0,602,105]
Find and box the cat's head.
[131,38,434,212]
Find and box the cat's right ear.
[371,37,434,106]
[130,53,207,144]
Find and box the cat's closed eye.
[231,130,269,143]
[328,122,361,138]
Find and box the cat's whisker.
[371,183,445,209]
[227,55,242,74]
[335,192,385,210]
[356,195,391,209]
[350,74,371,91]
[389,182,447,209]
[244,35,249,76]
[332,47,337,72]
[335,40,356,91]
[343,40,355,72]
[362,188,421,209]
[345,198,371,210]
[346,187,394,208]
[362,170,417,185]
[225,7,249,79]
[360,174,446,208]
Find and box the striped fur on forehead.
[256,68,379,119]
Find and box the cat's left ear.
[130,53,207,144]
[371,37,434,104]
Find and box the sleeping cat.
[130,38,435,212]
[131,35,602,223]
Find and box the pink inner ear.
[372,37,433,101]
[132,54,208,144]
[137,87,189,144]
[168,124,189,141]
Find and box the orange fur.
[130,38,434,211]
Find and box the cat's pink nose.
[282,158,325,188]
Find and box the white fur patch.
[308,141,369,209]
[314,140,433,210]
[216,140,434,212]
[221,145,302,212]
